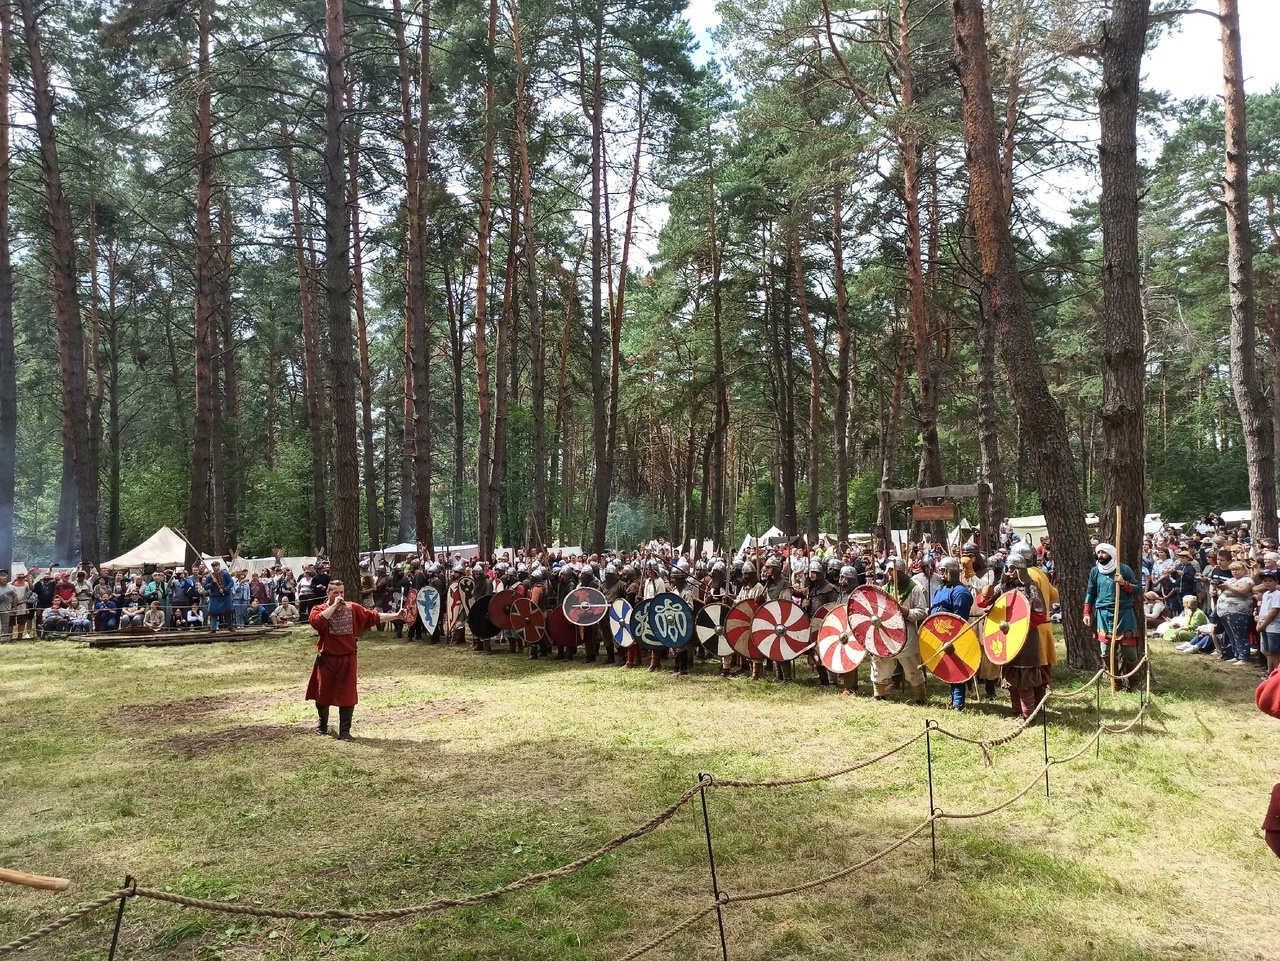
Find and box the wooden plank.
[880,484,982,503]
[0,868,71,892]
[911,503,957,522]
[88,627,290,650]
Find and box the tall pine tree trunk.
[474,0,498,557]
[1219,0,1277,539]
[347,81,380,551]
[323,0,360,587]
[511,0,546,547]
[1098,0,1149,571]
[587,29,609,551]
[0,1,13,571]
[792,229,821,549]
[407,0,434,553]
[21,0,100,566]
[832,185,851,547]
[282,125,328,553]
[391,0,417,542]
[952,0,1095,668]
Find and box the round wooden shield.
[417,586,442,633]
[647,592,694,649]
[631,598,664,651]
[752,599,812,661]
[848,585,906,658]
[507,595,545,643]
[810,602,839,648]
[696,602,733,657]
[817,605,866,674]
[610,598,635,648]
[546,605,575,647]
[919,612,981,684]
[404,588,418,626]
[488,589,518,630]
[726,599,762,659]
[982,590,1030,665]
[468,595,501,639]
[563,587,608,626]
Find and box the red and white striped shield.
[752,600,812,662]
[847,585,906,657]
[817,605,867,674]
[726,599,761,659]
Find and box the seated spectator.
[119,599,145,630]
[1143,592,1167,631]
[270,595,299,627]
[1168,596,1209,646]
[185,602,205,630]
[93,598,119,632]
[143,599,166,632]
[41,596,71,634]
[66,599,92,634]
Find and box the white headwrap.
[1095,543,1117,576]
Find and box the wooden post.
[977,481,992,554]
[0,868,71,892]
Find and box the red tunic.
[306,601,380,707]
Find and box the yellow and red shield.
[981,591,1030,665]
[919,612,982,683]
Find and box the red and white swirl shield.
[507,595,546,643]
[726,599,761,659]
[817,605,867,674]
[847,585,906,657]
[696,602,733,657]
[810,602,838,647]
[752,599,812,661]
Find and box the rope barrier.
[0,661,1154,958]
[615,686,1155,960]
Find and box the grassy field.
[1,629,1276,961]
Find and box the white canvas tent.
[100,526,217,571]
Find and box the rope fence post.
[924,721,938,876]
[696,774,729,961]
[1095,672,1102,759]
[1041,696,1050,798]
[106,876,132,961]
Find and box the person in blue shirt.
[930,557,975,710]
[205,561,235,633]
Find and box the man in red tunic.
[307,580,404,740]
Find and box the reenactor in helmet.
[930,556,975,710]
[805,559,840,686]
[992,547,1049,720]
[872,557,929,705]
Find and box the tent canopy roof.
[100,526,211,571]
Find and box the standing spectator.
[1216,560,1256,665]
[247,573,273,624]
[1256,570,1280,680]
[11,573,33,640]
[205,561,234,632]
[0,571,15,641]
[232,570,250,627]
[169,569,194,628]
[143,572,170,629]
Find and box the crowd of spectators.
[0,560,327,640]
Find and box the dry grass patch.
[0,632,1276,961]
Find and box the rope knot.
[716,891,731,905]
